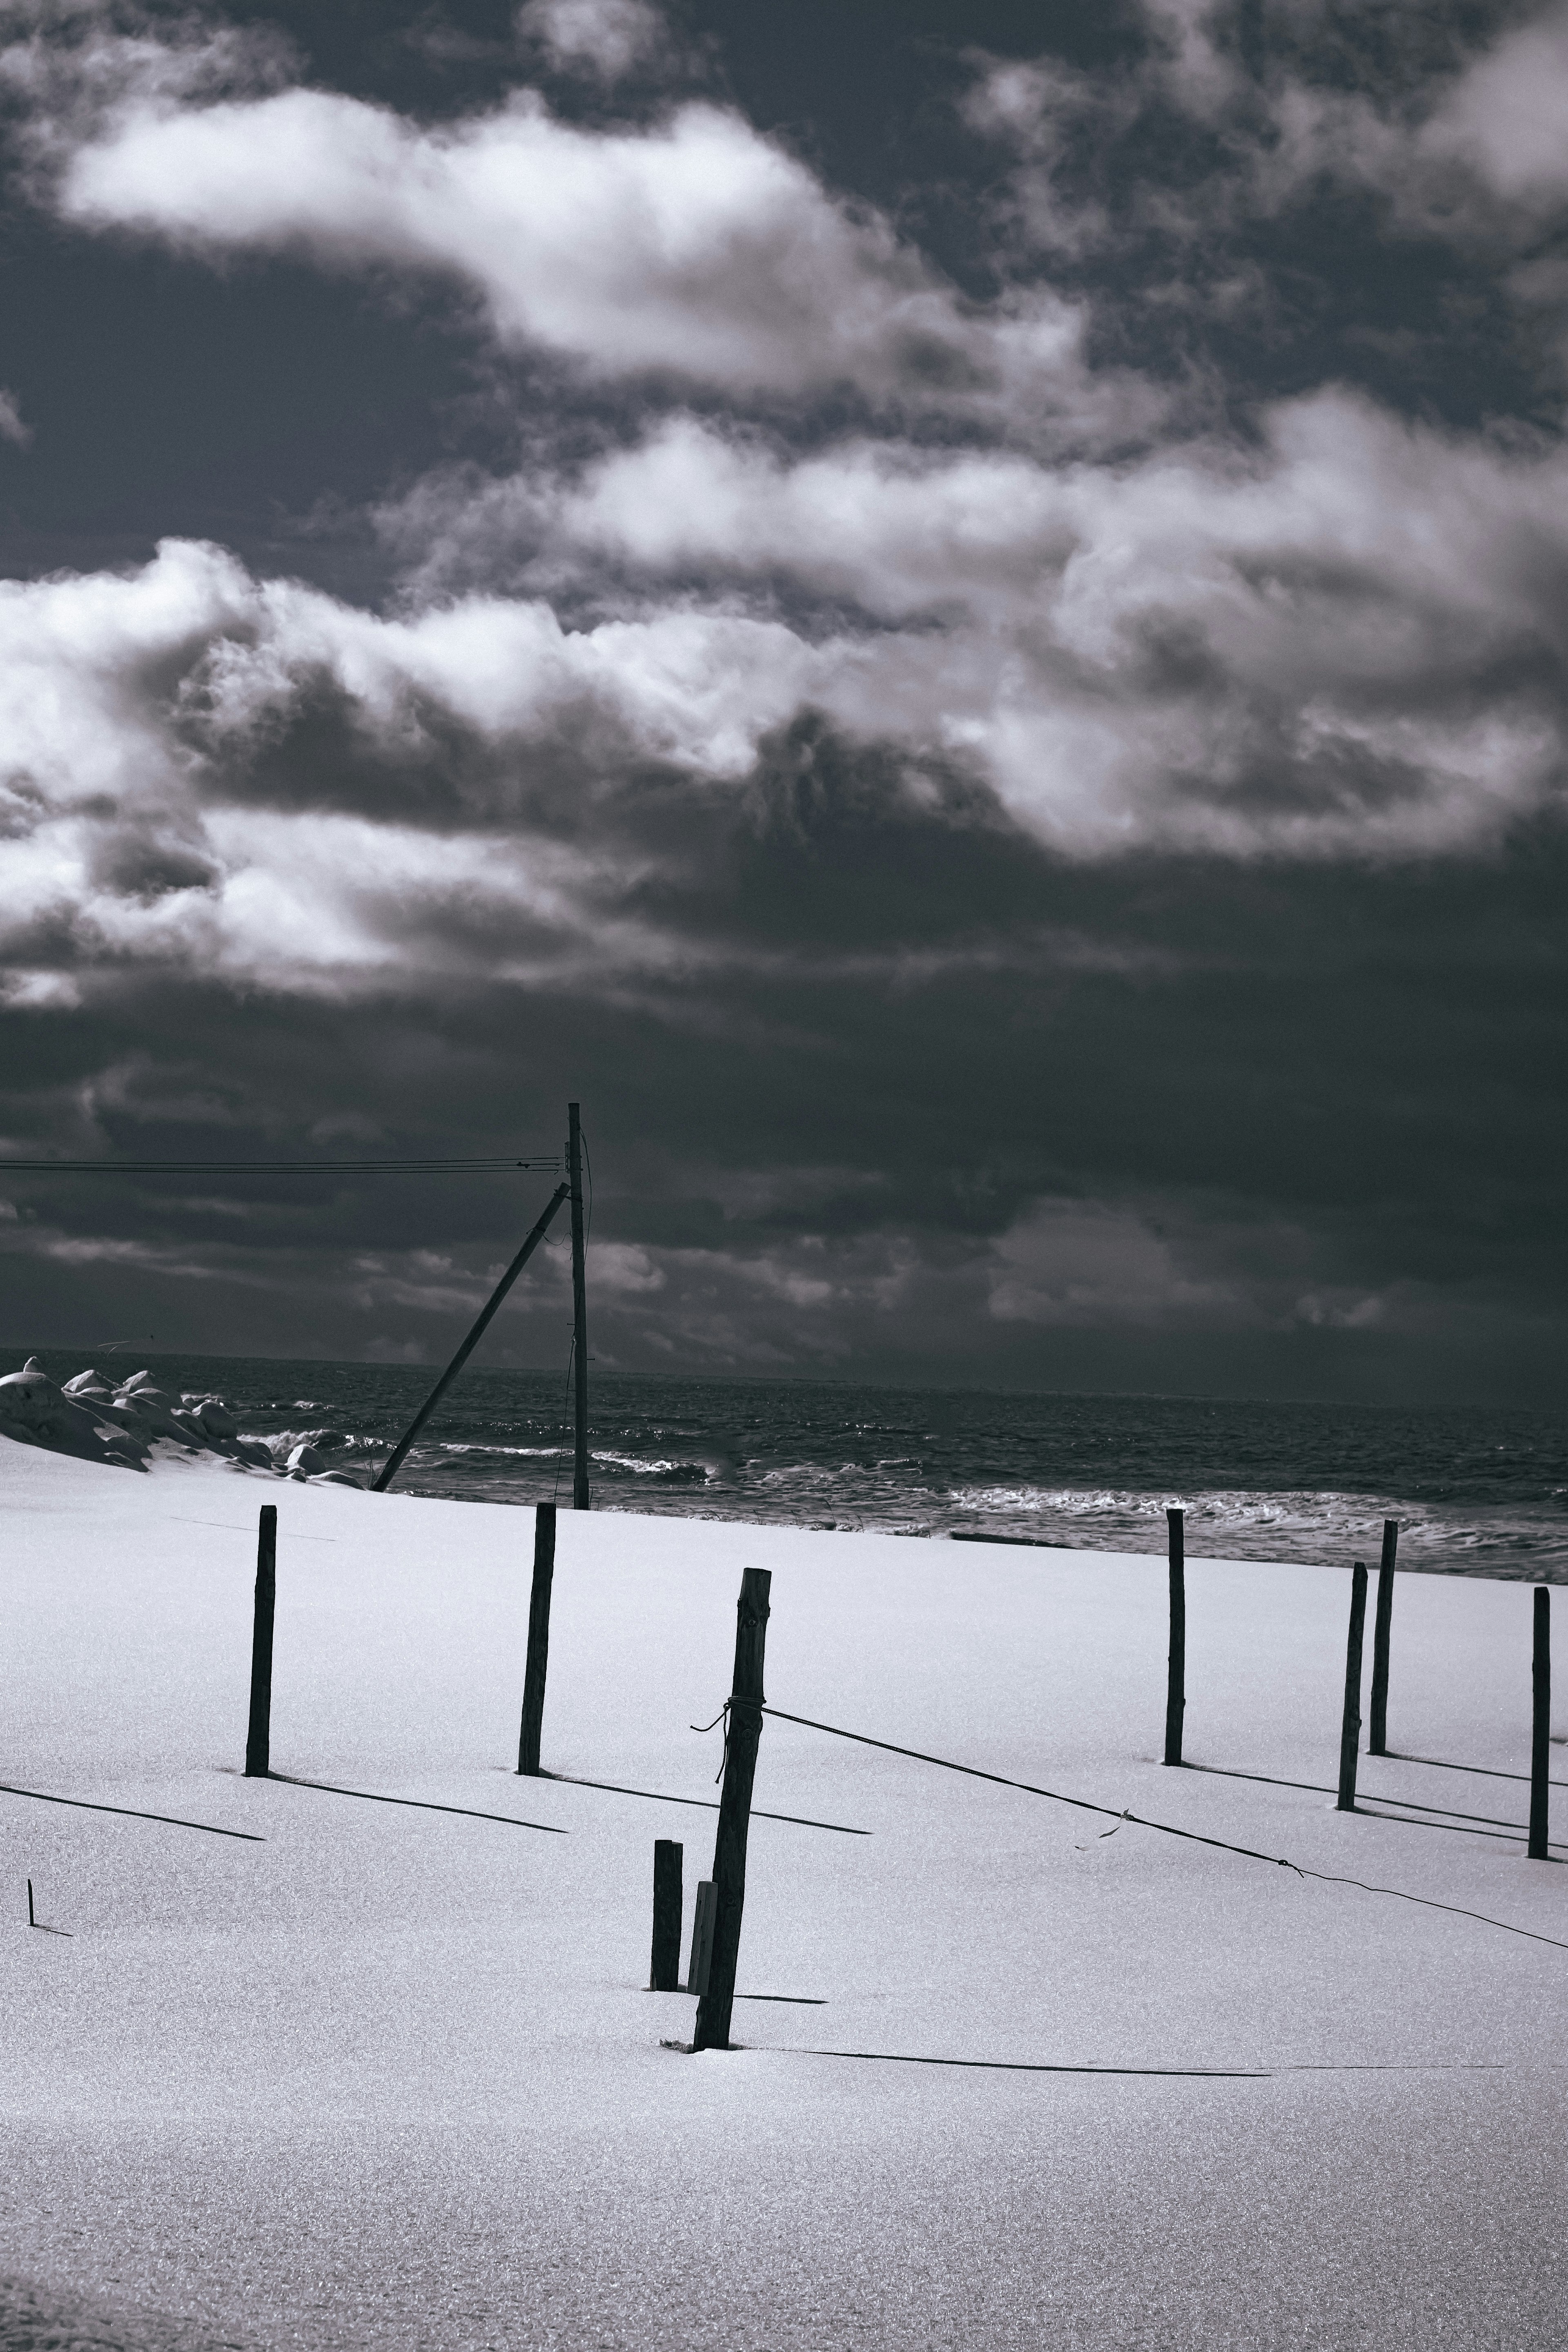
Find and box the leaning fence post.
[650,1840,684,1989]
[517,1503,557,1776]
[244,1504,276,1779]
[1163,1506,1186,1766]
[693,1567,771,2051]
[1368,1519,1398,1755]
[1529,1587,1551,1861]
[1337,1561,1368,1812]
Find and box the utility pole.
[568,1100,590,1510]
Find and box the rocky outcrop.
[0,1359,368,1486]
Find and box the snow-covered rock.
[0,1359,150,1469]
[0,1359,292,1478]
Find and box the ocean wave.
[439,1443,566,1458]
[592,1450,713,1483]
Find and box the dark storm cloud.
[0,0,1565,1403]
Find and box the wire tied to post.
[693,1698,1568,1954]
[691,1693,764,1782]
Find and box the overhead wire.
[0,1155,560,1176]
[696,1700,1568,1955]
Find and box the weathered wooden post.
[517,1503,557,1777]
[1337,1561,1368,1812]
[1368,1519,1399,1755]
[245,1504,277,1779]
[1163,1506,1186,1766]
[693,1567,771,2051]
[650,1840,684,1989]
[1529,1586,1551,1862]
[687,1879,716,1994]
[568,1101,590,1511]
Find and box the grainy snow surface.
[2,1441,1565,2350]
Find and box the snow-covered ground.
[3,1438,1565,2351]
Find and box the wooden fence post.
[650,1840,684,1989]
[1337,1561,1368,1813]
[1368,1519,1399,1756]
[1163,1507,1186,1766]
[687,1880,717,1994]
[1530,1586,1551,1861]
[517,1503,557,1776]
[693,1567,771,2051]
[245,1504,276,1779]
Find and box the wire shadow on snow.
[542,1768,867,1836]
[0,1783,264,1841]
[266,1773,566,1833]
[1185,1761,1566,1852]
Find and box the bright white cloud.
[2,361,1566,1022]
[384,388,1568,858]
[38,77,1105,418]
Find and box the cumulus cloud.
[381,390,1568,858]
[0,385,31,444]
[26,67,1113,424]
[1,3,1566,1391]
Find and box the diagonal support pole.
[372,1183,570,1493]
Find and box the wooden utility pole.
[245,1504,277,1778]
[693,1567,771,2051]
[1368,1519,1399,1755]
[568,1101,590,1511]
[1163,1507,1186,1766]
[1529,1586,1551,1861]
[517,1503,557,1776]
[1337,1561,1368,1812]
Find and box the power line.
[0,1155,561,1176]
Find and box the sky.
[0,0,1565,1403]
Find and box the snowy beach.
[3,1437,1566,2351]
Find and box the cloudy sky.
[1,0,1565,1401]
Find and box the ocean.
[16,1348,1567,1581]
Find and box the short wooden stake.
[1337,1561,1368,1812]
[27,1878,35,1928]
[517,1503,557,1776]
[244,1505,277,1779]
[1163,1507,1186,1766]
[650,1840,684,1990]
[693,1567,771,2050]
[1368,1519,1398,1756]
[686,1877,716,1995]
[1529,1586,1551,1862]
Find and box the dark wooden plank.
[517,1503,557,1777]
[244,1504,276,1779]
[1164,1507,1186,1767]
[1369,1519,1399,1755]
[1530,1587,1552,1861]
[650,1839,684,1989]
[1337,1561,1368,1813]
